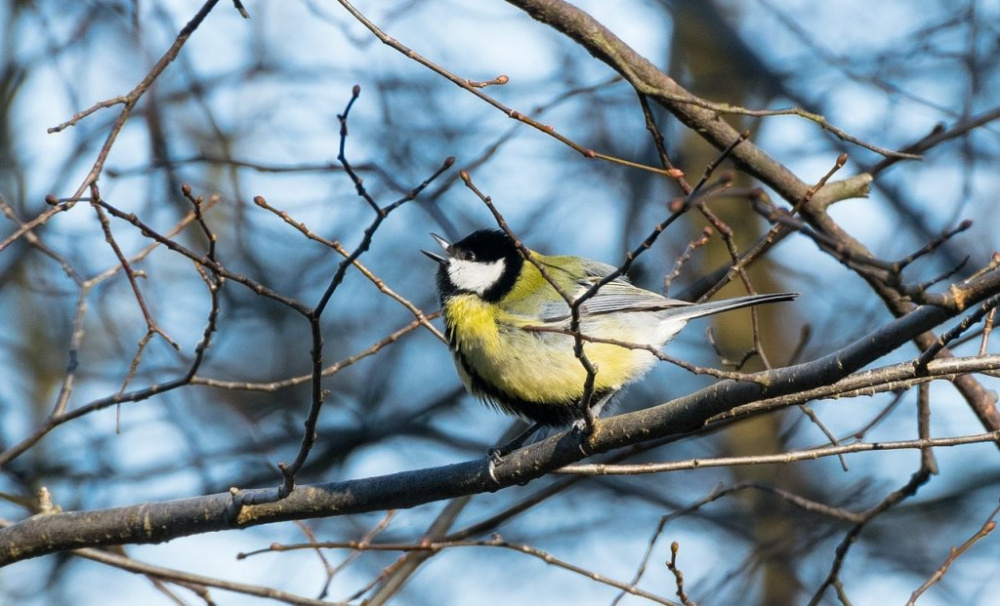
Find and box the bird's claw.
[486,448,503,483]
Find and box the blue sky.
[2,1,999,604]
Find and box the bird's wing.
[578,280,689,316]
[536,270,688,323]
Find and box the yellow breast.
[443,294,656,405]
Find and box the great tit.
[424,229,797,427]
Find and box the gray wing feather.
[533,256,797,323]
[538,273,687,323]
[577,281,686,315]
[540,280,797,325]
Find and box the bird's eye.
[458,250,476,262]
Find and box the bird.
[423,229,797,431]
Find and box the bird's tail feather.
[667,292,798,321]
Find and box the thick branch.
[1,268,998,566]
[504,0,1000,433]
[505,0,812,202]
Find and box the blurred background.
[1,0,998,604]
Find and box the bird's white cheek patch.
[448,258,506,295]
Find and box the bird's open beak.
[421,233,451,265]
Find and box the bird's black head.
[423,229,523,302]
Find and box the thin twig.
[241,536,677,605]
[915,293,1000,372]
[50,0,223,208]
[522,325,764,382]
[665,542,695,606]
[906,501,1000,605]
[263,86,454,501]
[558,432,999,476]
[459,172,602,429]
[252,194,443,342]
[663,227,713,296]
[90,186,180,351]
[192,315,436,392]
[336,0,676,177]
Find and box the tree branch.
[2,267,998,566]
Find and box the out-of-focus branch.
[503,0,1000,436]
[558,431,998,476]
[2,265,998,565]
[49,0,223,204]
[906,501,1000,605]
[244,535,676,605]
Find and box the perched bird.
[424,229,797,428]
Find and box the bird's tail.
[666,292,799,322]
